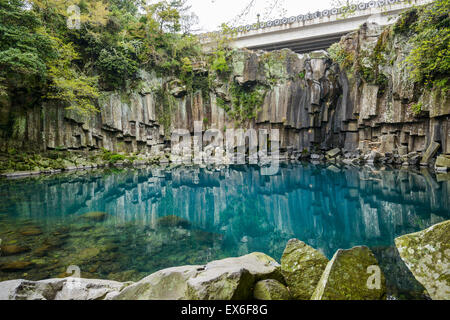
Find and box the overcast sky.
[187,0,335,32]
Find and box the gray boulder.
[0,278,128,300]
[114,265,203,300]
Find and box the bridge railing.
[199,0,431,42]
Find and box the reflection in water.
[0,163,448,298]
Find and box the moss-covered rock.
[395,220,450,300]
[253,279,291,300]
[281,239,329,300]
[311,246,386,300]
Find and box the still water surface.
[0,163,448,297]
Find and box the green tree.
[0,0,55,101]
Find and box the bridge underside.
[245,32,348,54]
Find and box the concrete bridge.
[202,0,433,53]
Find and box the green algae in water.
[0,164,448,299]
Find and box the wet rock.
[0,245,30,256]
[0,261,34,272]
[156,215,190,229]
[311,246,386,300]
[0,278,129,300]
[80,212,109,222]
[253,279,291,300]
[281,239,329,300]
[395,220,450,300]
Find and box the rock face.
[280,239,329,300]
[395,220,450,300]
[311,246,386,300]
[1,23,448,164]
[0,278,129,300]
[253,279,291,300]
[115,252,282,300]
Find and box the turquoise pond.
[0,163,448,298]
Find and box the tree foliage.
[0,0,202,114]
[395,0,450,93]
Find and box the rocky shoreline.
[1,220,448,300]
[1,146,449,180]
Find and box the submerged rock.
[0,261,34,272]
[281,239,329,300]
[20,227,42,236]
[156,215,190,229]
[253,279,291,300]
[78,247,101,261]
[395,220,450,300]
[311,246,386,300]
[0,245,30,256]
[80,212,109,222]
[0,278,129,300]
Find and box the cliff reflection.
[2,163,448,260]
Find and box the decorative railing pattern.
[200,0,418,39]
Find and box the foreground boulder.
[186,252,283,300]
[114,266,203,300]
[253,279,291,300]
[115,252,282,300]
[281,239,329,300]
[0,278,129,300]
[395,220,450,300]
[311,246,386,300]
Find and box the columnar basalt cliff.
[0,21,448,169]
